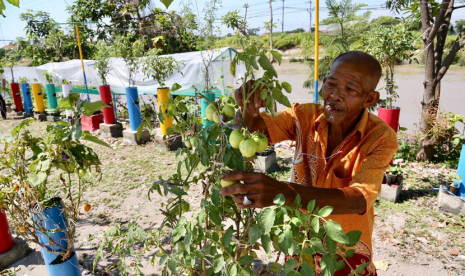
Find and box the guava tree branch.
[428,0,451,41]
[435,32,465,83]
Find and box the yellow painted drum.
[31,83,45,113]
[157,87,173,135]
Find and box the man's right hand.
[235,80,268,134]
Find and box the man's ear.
[363,91,380,109]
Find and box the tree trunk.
[416,0,456,161]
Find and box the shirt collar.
[315,108,369,139]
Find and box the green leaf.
[238,255,254,265]
[318,206,334,217]
[170,185,187,196]
[258,53,277,78]
[170,83,182,92]
[320,255,336,276]
[213,255,224,273]
[70,119,82,140]
[249,56,259,70]
[269,262,283,274]
[282,82,292,93]
[211,189,220,206]
[273,194,285,206]
[209,205,222,226]
[311,217,320,233]
[346,230,362,247]
[356,262,370,274]
[294,194,301,207]
[222,228,233,249]
[82,101,107,116]
[282,224,293,255]
[136,122,144,141]
[272,87,291,108]
[336,260,345,271]
[228,264,238,276]
[6,0,20,8]
[307,200,316,213]
[258,208,275,235]
[248,225,261,245]
[310,237,326,254]
[270,50,282,65]
[172,225,185,242]
[300,263,315,276]
[325,236,337,255]
[283,259,298,274]
[168,258,176,274]
[194,250,204,259]
[324,220,349,244]
[261,234,271,254]
[28,172,47,186]
[346,249,355,258]
[81,134,111,148]
[159,254,168,265]
[160,0,174,9]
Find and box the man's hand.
[235,80,268,134]
[219,170,297,209]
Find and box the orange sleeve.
[260,103,300,143]
[349,129,399,214]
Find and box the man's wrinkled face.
[322,61,370,129]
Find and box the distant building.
[260,33,269,37]
[2,42,17,49]
[321,30,328,34]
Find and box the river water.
[273,61,465,133]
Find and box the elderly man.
[220,51,398,275]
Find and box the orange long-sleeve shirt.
[261,103,398,275]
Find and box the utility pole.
[308,0,312,33]
[281,0,284,33]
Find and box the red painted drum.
[0,210,14,253]
[11,83,24,112]
[99,85,115,124]
[378,106,401,133]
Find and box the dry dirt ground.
[1,117,465,276]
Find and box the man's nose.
[331,87,344,101]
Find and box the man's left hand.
[219,170,297,209]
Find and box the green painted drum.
[45,84,58,110]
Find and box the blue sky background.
[1,0,465,47]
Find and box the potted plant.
[95,41,116,125]
[113,35,146,132]
[141,47,184,135]
[2,46,24,113]
[0,94,109,276]
[30,77,45,114]
[19,76,33,115]
[42,71,59,115]
[380,163,406,202]
[360,24,417,132]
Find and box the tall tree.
[321,0,370,37]
[304,0,369,91]
[386,0,465,161]
[0,0,19,17]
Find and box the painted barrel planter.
[126,87,141,131]
[157,87,173,135]
[32,197,80,276]
[10,83,24,112]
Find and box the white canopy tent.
[5,47,245,97]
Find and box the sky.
[1,0,465,47]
